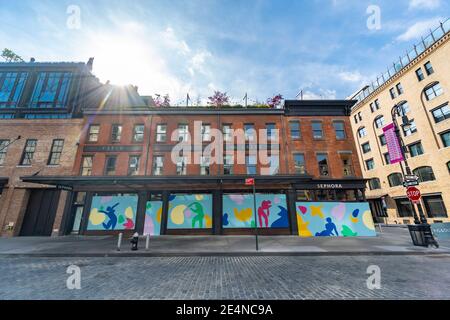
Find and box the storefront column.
[135,191,148,235]
[80,192,93,235]
[212,190,222,235]
[160,191,170,235]
[59,190,75,236]
[287,189,298,236]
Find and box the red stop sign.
[406,186,421,203]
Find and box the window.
[30,72,72,108]
[294,153,306,174]
[424,61,434,75]
[104,156,117,175]
[340,154,354,176]
[402,120,417,136]
[47,139,64,165]
[374,99,380,110]
[156,124,167,142]
[201,124,211,142]
[423,195,447,218]
[289,121,300,139]
[266,123,276,140]
[223,154,233,175]
[312,121,323,139]
[379,134,387,146]
[362,142,371,153]
[365,158,375,170]
[395,198,414,217]
[396,83,404,95]
[388,173,403,187]
[398,102,410,116]
[415,68,425,81]
[177,124,189,142]
[333,121,346,140]
[244,124,255,141]
[133,124,145,142]
[20,139,37,165]
[152,156,164,175]
[81,156,93,176]
[358,127,367,138]
[413,166,435,182]
[223,124,232,142]
[374,116,385,129]
[440,131,450,147]
[128,155,140,176]
[389,88,397,99]
[369,102,375,113]
[246,155,257,175]
[384,152,391,165]
[0,139,9,165]
[268,154,279,175]
[0,72,28,108]
[432,103,450,123]
[358,112,362,121]
[316,153,329,176]
[408,142,424,157]
[354,115,358,124]
[368,178,381,190]
[88,125,100,142]
[424,83,443,101]
[200,156,210,175]
[448,161,450,173]
[176,156,187,175]
[111,124,122,143]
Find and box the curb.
[1,251,449,258]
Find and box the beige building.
[350,20,450,225]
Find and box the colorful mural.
[223,194,289,228]
[143,201,163,236]
[87,194,138,231]
[167,194,213,229]
[296,202,376,237]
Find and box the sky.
[0,0,449,105]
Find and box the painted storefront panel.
[167,194,213,229]
[223,193,289,228]
[296,202,376,237]
[87,194,138,231]
[143,201,163,236]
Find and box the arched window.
[396,101,410,116]
[368,178,381,190]
[413,166,436,182]
[357,126,367,138]
[388,173,403,187]
[447,161,450,174]
[374,116,385,129]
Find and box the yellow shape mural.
[156,207,163,224]
[170,204,186,225]
[125,206,134,219]
[350,216,359,223]
[362,210,375,230]
[204,214,212,228]
[297,213,313,237]
[310,205,324,219]
[195,194,204,201]
[89,208,105,225]
[233,208,253,222]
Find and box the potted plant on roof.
[207,91,229,108]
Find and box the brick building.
[23,100,376,237]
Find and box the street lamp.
[390,103,438,247]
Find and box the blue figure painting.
[100,203,119,230]
[315,217,339,237]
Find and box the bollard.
[378,223,383,233]
[145,234,150,250]
[117,232,123,251]
[130,232,139,251]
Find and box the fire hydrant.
[130,232,139,251]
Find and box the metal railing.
[354,18,450,105]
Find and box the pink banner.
[383,123,404,164]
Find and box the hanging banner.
[383,123,404,164]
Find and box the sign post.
[245,178,259,251]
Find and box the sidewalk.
[0,226,449,257]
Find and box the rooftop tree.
[267,94,283,108]
[207,91,229,107]
[1,48,24,62]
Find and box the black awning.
[20,174,316,188]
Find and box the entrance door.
[20,189,61,236]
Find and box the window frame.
[80,155,93,176]
[47,139,64,166]
[333,121,346,140]
[19,139,37,166]
[293,153,306,174]
[87,124,100,143]
[133,124,145,143]
[388,172,403,187]
[311,121,323,139]
[110,124,122,143]
[104,155,118,176]
[156,124,167,143]
[431,103,450,123]
[127,155,140,176]
[413,166,436,182]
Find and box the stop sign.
[406,186,421,203]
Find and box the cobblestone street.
[1,255,449,299]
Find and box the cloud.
[302,89,337,100]
[338,71,364,83]
[161,27,191,55]
[397,17,444,41]
[409,0,441,10]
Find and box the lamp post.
[390,104,438,247]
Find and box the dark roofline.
[284,100,357,116]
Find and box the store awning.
[365,194,388,200]
[0,177,8,194]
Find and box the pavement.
[0,226,449,257]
